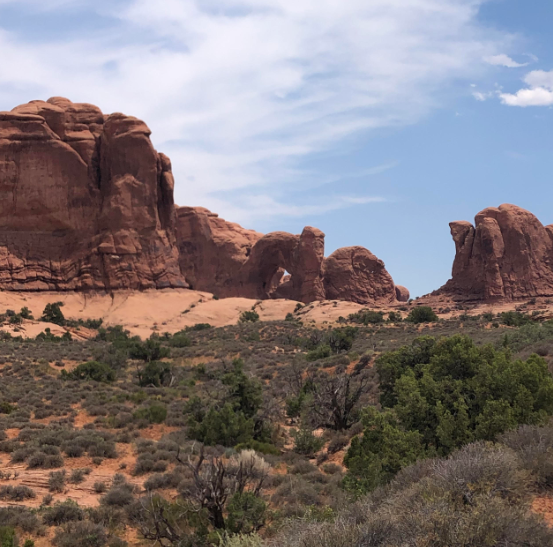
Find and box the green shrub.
[48,470,66,493]
[240,311,260,323]
[95,325,132,343]
[343,407,425,493]
[218,533,263,547]
[226,492,267,534]
[41,302,65,325]
[405,306,438,324]
[223,358,263,418]
[0,402,15,415]
[234,441,280,455]
[19,307,33,320]
[129,339,170,362]
[138,361,171,387]
[35,328,72,342]
[133,403,167,424]
[187,323,212,331]
[387,311,402,323]
[63,361,115,383]
[168,331,192,348]
[53,521,108,547]
[345,334,553,493]
[188,404,255,447]
[43,501,84,526]
[306,345,331,361]
[286,393,307,419]
[501,311,532,327]
[0,485,36,502]
[348,310,385,325]
[292,427,324,456]
[0,526,16,547]
[327,327,357,354]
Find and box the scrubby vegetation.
[2,305,553,545]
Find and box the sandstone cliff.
[438,204,553,300]
[0,98,405,305]
[175,206,405,304]
[0,98,184,290]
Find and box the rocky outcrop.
[175,206,262,295]
[175,207,402,305]
[322,246,398,305]
[0,97,405,304]
[395,285,410,302]
[243,226,327,302]
[175,208,328,302]
[438,204,553,300]
[0,98,185,290]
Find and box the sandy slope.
[3,288,550,340]
[0,289,370,338]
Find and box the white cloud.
[500,87,553,107]
[0,0,509,222]
[524,70,553,89]
[484,54,528,68]
[500,69,553,107]
[472,91,492,101]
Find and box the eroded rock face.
[244,226,326,302]
[175,207,402,305]
[439,204,553,300]
[0,98,185,290]
[323,246,397,305]
[175,206,262,295]
[0,97,405,304]
[395,285,410,302]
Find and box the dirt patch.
[0,443,142,509]
[138,424,180,442]
[73,409,97,429]
[532,495,553,526]
[4,428,20,440]
[47,359,80,373]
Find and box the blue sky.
[0,0,552,297]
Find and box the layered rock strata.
[438,204,553,300]
[0,98,404,304]
[0,98,184,290]
[175,206,403,304]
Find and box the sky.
[0,0,552,297]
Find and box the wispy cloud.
[500,69,553,107]
[484,54,528,68]
[197,194,387,224]
[472,91,493,101]
[0,0,510,222]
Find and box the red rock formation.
[395,285,410,302]
[175,207,402,305]
[0,97,405,304]
[322,246,397,305]
[439,204,553,300]
[243,226,326,302]
[0,98,185,290]
[175,208,327,302]
[175,206,262,295]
